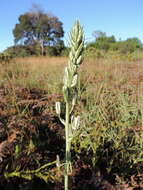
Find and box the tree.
[95,35,116,51]
[90,30,117,51]
[13,8,64,55]
[116,37,143,54]
[92,30,106,39]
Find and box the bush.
[86,35,143,58]
[72,83,143,185]
[4,45,36,57]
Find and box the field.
[0,56,143,190]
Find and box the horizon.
[0,0,143,52]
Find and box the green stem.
[64,101,70,190]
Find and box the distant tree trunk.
[40,40,44,56]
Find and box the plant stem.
[57,21,84,190]
[65,101,70,190]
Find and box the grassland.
[0,56,143,190]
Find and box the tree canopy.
[87,30,143,54]
[13,9,64,55]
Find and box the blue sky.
[0,0,143,52]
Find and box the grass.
[0,56,67,93]
[2,56,143,92]
[0,55,143,189]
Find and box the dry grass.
[1,56,143,94]
[15,56,67,70]
[0,56,67,93]
[1,56,143,188]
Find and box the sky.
[0,0,143,52]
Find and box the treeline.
[1,7,143,58]
[86,31,143,55]
[3,36,143,58]
[3,43,68,57]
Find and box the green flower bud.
[72,116,80,131]
[71,74,78,87]
[55,102,61,115]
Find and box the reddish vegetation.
[0,86,116,190]
[0,59,143,189]
[0,87,63,175]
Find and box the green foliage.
[87,33,116,52]
[116,37,143,54]
[1,19,143,189]
[4,45,36,57]
[55,20,84,190]
[1,54,143,188]
[13,8,64,56]
[72,82,143,184]
[4,161,57,182]
[60,47,70,57]
[86,31,143,58]
[4,42,65,57]
[0,52,13,64]
[94,35,116,51]
[45,40,65,56]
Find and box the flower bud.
[76,55,82,65]
[72,116,80,130]
[55,102,61,115]
[56,155,60,168]
[71,74,78,87]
